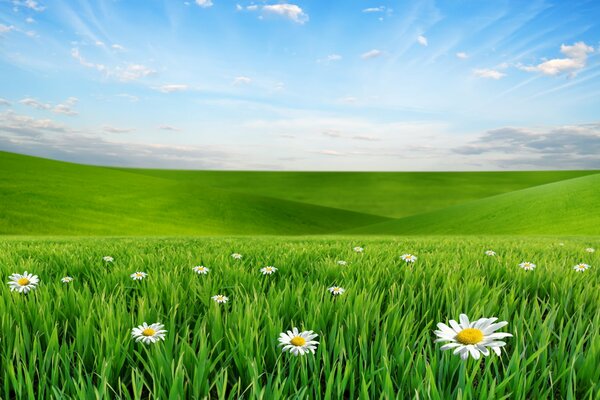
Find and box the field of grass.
[1,151,599,236]
[1,236,599,399]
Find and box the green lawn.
[1,236,598,399]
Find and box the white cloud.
[519,42,594,77]
[26,17,35,23]
[473,68,506,80]
[233,76,252,85]
[363,6,385,13]
[19,98,51,110]
[12,0,45,12]
[195,0,213,8]
[103,125,135,134]
[158,125,181,131]
[317,54,342,64]
[95,40,105,47]
[322,130,342,138]
[154,84,189,93]
[0,24,15,34]
[456,52,468,59]
[246,5,258,11]
[0,98,11,106]
[417,35,428,47]
[259,4,309,24]
[338,96,358,104]
[318,150,344,156]
[111,44,125,51]
[361,49,383,59]
[116,94,139,102]
[19,97,78,116]
[71,48,154,81]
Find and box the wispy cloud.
[473,68,506,80]
[361,49,383,60]
[456,52,468,59]
[262,4,309,24]
[154,84,189,93]
[71,48,155,82]
[0,98,11,106]
[195,0,213,8]
[0,24,15,34]
[158,125,181,131]
[362,6,385,13]
[232,76,252,85]
[518,42,594,77]
[317,54,342,64]
[417,35,428,47]
[13,0,45,12]
[103,125,135,134]
[19,97,79,116]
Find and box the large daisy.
[519,262,536,271]
[212,294,229,304]
[585,248,595,253]
[193,265,210,275]
[573,263,590,272]
[130,271,148,281]
[278,327,319,356]
[7,272,39,293]
[131,322,167,344]
[260,266,277,275]
[434,314,512,360]
[401,254,417,263]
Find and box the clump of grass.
[0,236,598,399]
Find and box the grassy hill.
[351,173,600,235]
[1,151,598,235]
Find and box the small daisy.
[401,254,417,263]
[519,262,536,271]
[7,271,39,293]
[558,243,565,246]
[585,248,595,253]
[130,271,148,281]
[131,322,167,344]
[260,266,278,275]
[434,314,512,360]
[193,265,210,275]
[61,276,74,283]
[337,260,348,266]
[327,286,345,296]
[573,263,590,272]
[485,250,496,256]
[353,246,364,253]
[278,327,319,356]
[212,294,229,304]
[103,256,114,263]
[231,253,243,259]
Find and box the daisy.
[434,314,512,360]
[401,254,417,263]
[61,276,74,283]
[573,263,590,272]
[278,327,319,356]
[585,248,595,253]
[519,262,536,271]
[212,294,229,304]
[337,260,348,266]
[559,243,565,246]
[192,265,210,275]
[131,322,167,344]
[485,250,496,256]
[103,256,114,263]
[231,253,243,259]
[327,286,345,296]
[7,271,39,293]
[260,266,278,275]
[130,271,147,281]
[353,246,364,253]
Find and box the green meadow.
[1,151,600,399]
[1,236,599,399]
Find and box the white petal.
[459,314,470,329]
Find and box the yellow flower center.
[456,328,484,345]
[17,277,30,286]
[142,328,156,336]
[290,336,306,346]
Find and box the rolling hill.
[1,151,598,235]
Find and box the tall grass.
[0,236,598,399]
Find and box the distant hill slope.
[0,152,388,235]
[1,151,598,236]
[349,173,600,235]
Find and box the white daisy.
[193,265,210,275]
[573,263,590,272]
[337,260,348,266]
[130,271,147,281]
[558,242,565,246]
[585,248,595,253]
[401,254,417,263]
[131,322,167,344]
[278,327,319,356]
[212,294,229,304]
[353,246,364,253]
[260,266,278,275]
[61,276,74,283]
[434,314,512,360]
[485,250,496,256]
[7,271,39,293]
[103,256,114,262]
[519,262,536,271]
[231,253,243,259]
[327,286,345,296]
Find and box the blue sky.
[1,0,599,170]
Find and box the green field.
[1,236,598,399]
[1,151,599,236]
